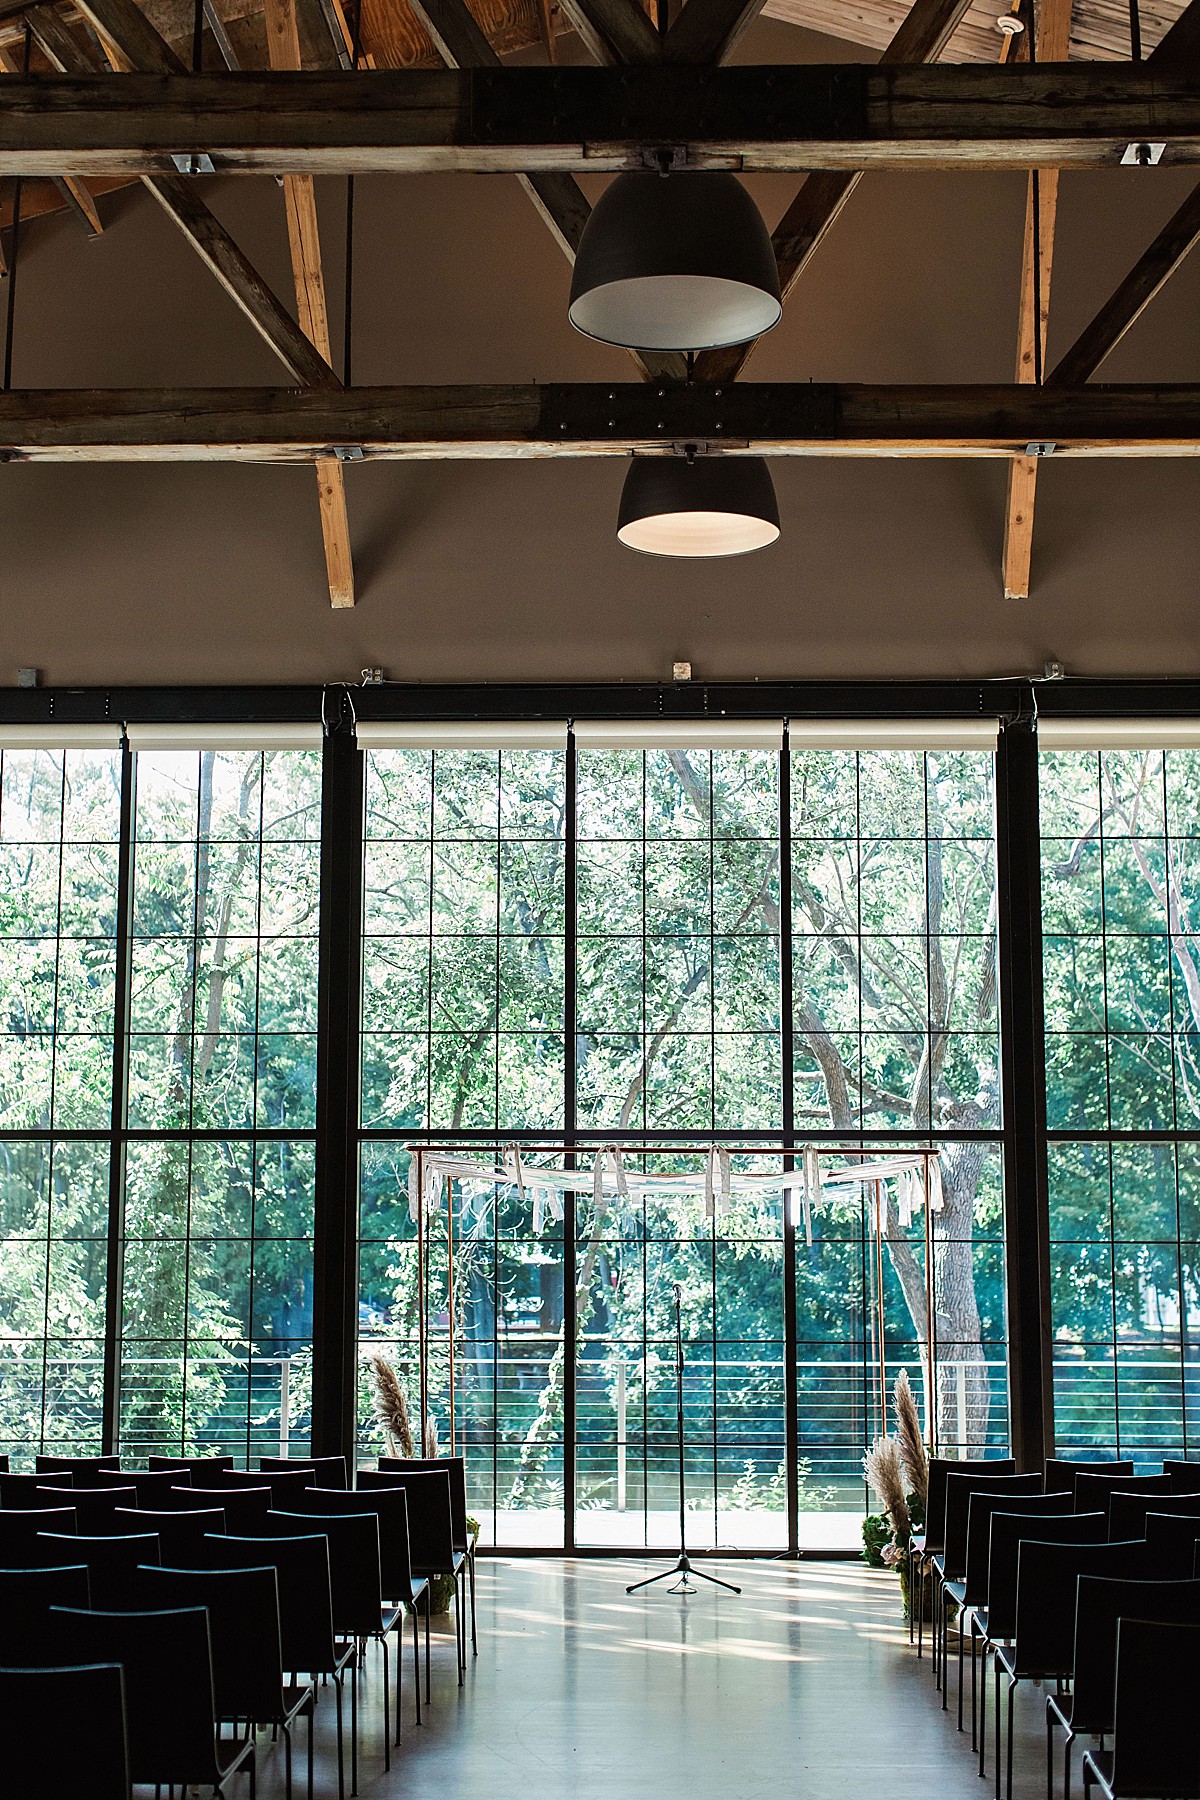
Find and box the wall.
[1,18,1198,687]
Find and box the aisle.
[330,1557,1041,1800]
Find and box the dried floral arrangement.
[861,1370,929,1616]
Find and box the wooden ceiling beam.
[663,0,768,64]
[3,65,1198,177]
[1048,178,1200,385]
[1149,0,1200,65]
[0,28,103,237]
[1000,0,1072,603]
[693,0,982,387]
[553,0,661,64]
[6,382,1200,458]
[263,0,354,608]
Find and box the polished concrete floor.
[236,1557,1052,1800]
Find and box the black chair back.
[0,1661,130,1799]
[1046,1457,1133,1490]
[199,1532,340,1676]
[985,1512,1107,1641]
[33,1487,137,1532]
[357,1468,455,1576]
[1145,1511,1200,1563]
[377,1456,471,1550]
[1075,1469,1172,1512]
[922,1458,1015,1558]
[264,1509,384,1638]
[205,1468,315,1504]
[1110,1491,1200,1539]
[286,1485,420,1603]
[92,1470,186,1507]
[1071,1575,1200,1737]
[112,1508,226,1560]
[943,1471,1042,1579]
[34,1455,121,1480]
[261,1454,348,1489]
[0,1509,77,1564]
[962,1491,1073,1607]
[1012,1538,1151,1678]
[1165,1460,1200,1494]
[0,1472,71,1508]
[0,1564,90,1664]
[1108,1618,1200,1797]
[34,1534,161,1608]
[146,1455,233,1480]
[52,1606,229,1791]
[174,1486,269,1530]
[130,1563,285,1724]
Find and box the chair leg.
[1065,1733,1072,1800]
[995,1660,1002,1800]
[308,1700,314,1800]
[1046,1711,1055,1800]
[382,1632,391,1773]
[425,1587,432,1706]
[283,1722,293,1800]
[942,1590,950,1710]
[350,1653,359,1798]
[469,1547,478,1655]
[456,1577,465,1686]
[1006,1679,1016,1800]
[412,1606,423,1727]
[334,1674,345,1800]
[979,1645,988,1781]
[917,1561,924,1660]
[958,1608,966,1732]
[971,1618,979,1753]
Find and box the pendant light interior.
[617,455,780,558]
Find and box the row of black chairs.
[908,1454,1200,1800]
[0,1453,478,1800]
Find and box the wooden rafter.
[0,31,103,238]
[5,382,1200,458]
[663,0,770,64]
[554,0,660,63]
[1148,0,1200,64]
[405,0,685,382]
[2,65,1197,178]
[1000,0,1072,604]
[692,0,978,387]
[263,0,354,607]
[24,2,341,389]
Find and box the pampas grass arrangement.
[893,1368,928,1506]
[863,1435,910,1546]
[370,1354,416,1458]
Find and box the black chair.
[33,1486,138,1531]
[937,1471,1043,1708]
[978,1513,1109,1782]
[148,1454,235,1479]
[1046,1459,1133,1491]
[1074,1470,1173,1513]
[1048,1575,1200,1800]
[0,1661,130,1798]
[131,1564,315,1800]
[1109,1490,1200,1540]
[283,1486,427,1738]
[1165,1460,1200,1493]
[199,1533,354,1800]
[949,1491,1074,1747]
[112,1507,226,1559]
[1082,1618,1200,1800]
[0,1456,9,1472]
[909,1457,1015,1663]
[55,1605,255,1797]
[34,1455,121,1479]
[1144,1511,1200,1562]
[34,1533,161,1608]
[357,1467,464,1690]
[261,1455,349,1489]
[0,1564,90,1664]
[994,1540,1152,1800]
[206,1469,317,1506]
[175,1486,271,1530]
[0,1508,77,1565]
[376,1456,477,1653]
[93,1468,189,1506]
[0,1472,71,1508]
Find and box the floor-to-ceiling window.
[1040,731,1200,1460]
[117,733,321,1464]
[0,732,119,1463]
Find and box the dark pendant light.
[616,454,780,557]
[568,171,782,352]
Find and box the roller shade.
[786,719,999,750]
[1038,718,1200,750]
[0,723,123,749]
[355,721,568,751]
[125,723,323,751]
[573,720,784,750]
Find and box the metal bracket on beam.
[170,153,216,175]
[1121,141,1165,165]
[333,445,365,461]
[1025,440,1056,457]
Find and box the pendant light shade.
[568,172,782,352]
[616,456,780,557]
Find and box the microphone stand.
[626,1281,741,1597]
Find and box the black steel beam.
[100,741,134,1456]
[995,715,1055,1471]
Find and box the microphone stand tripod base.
[626,1553,741,1597]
